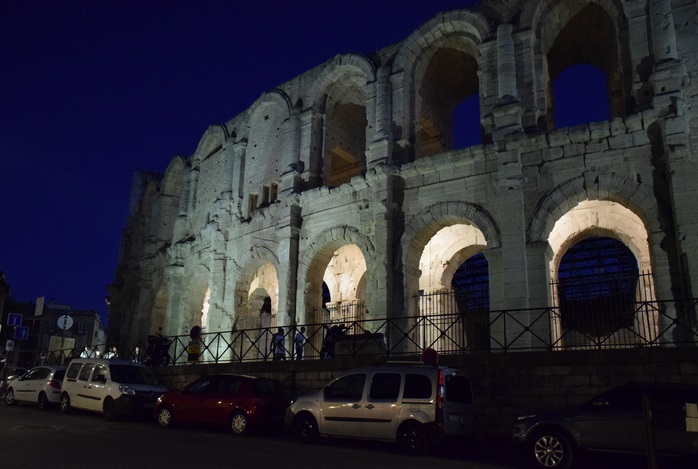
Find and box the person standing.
[294,327,306,360]
[271,327,286,361]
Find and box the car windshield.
[253,378,282,396]
[53,370,66,380]
[109,364,159,385]
[445,374,473,403]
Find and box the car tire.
[38,392,49,410]
[103,398,118,422]
[529,429,574,469]
[59,393,70,414]
[230,411,249,435]
[293,413,319,443]
[397,422,430,456]
[157,406,174,429]
[4,388,16,406]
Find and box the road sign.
[7,313,23,327]
[13,326,30,340]
[57,315,73,330]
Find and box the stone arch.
[394,11,491,159]
[402,201,501,272]
[523,0,633,129]
[243,89,292,124]
[305,54,376,107]
[401,202,499,321]
[232,245,281,327]
[528,173,658,245]
[305,54,375,188]
[192,124,228,165]
[297,226,376,325]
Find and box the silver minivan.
[285,363,474,454]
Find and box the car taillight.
[49,380,60,389]
[437,369,444,410]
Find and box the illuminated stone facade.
[108,0,698,354]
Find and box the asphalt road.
[0,402,518,469]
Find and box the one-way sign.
[7,313,23,327]
[13,326,30,340]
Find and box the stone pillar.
[163,265,185,337]
[367,66,393,167]
[280,104,302,196]
[650,0,678,63]
[497,24,517,102]
[302,111,325,188]
[172,167,192,242]
[275,204,302,326]
[491,24,523,142]
[221,138,236,199]
[231,140,247,218]
[496,149,529,309]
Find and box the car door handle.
[365,404,374,410]
[352,404,360,409]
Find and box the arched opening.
[417,48,480,158]
[553,64,609,128]
[415,224,488,353]
[543,3,628,130]
[452,94,481,149]
[546,201,658,349]
[556,237,640,337]
[323,80,367,187]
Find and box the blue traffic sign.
[13,326,30,340]
[7,313,23,327]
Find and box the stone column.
[280,104,302,196]
[650,0,678,63]
[275,204,302,327]
[367,66,393,167]
[497,24,517,102]
[231,140,247,218]
[491,24,523,141]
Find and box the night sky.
[2,1,492,326]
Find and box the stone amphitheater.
[108,0,698,364]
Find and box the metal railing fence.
[35,297,698,367]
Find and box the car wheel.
[157,406,174,428]
[230,411,249,435]
[59,394,70,413]
[397,422,430,456]
[103,398,118,422]
[530,429,574,469]
[4,388,16,406]
[38,392,49,410]
[293,413,319,443]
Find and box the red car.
[154,373,288,435]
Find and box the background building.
[108,0,698,358]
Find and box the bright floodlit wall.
[108,0,698,355]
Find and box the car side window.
[219,377,242,394]
[404,374,432,399]
[66,363,81,380]
[186,378,213,394]
[23,368,41,380]
[91,364,108,384]
[324,374,366,401]
[78,364,95,381]
[369,373,401,401]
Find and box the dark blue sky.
[1,1,485,326]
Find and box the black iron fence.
[32,296,697,367]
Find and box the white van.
[285,363,474,454]
[60,358,167,421]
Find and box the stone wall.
[155,347,698,436]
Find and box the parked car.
[4,366,66,409]
[155,373,288,435]
[285,362,474,455]
[0,367,28,396]
[60,358,168,421]
[511,382,698,468]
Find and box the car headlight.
[119,385,136,396]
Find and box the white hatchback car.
[60,358,168,421]
[4,365,66,410]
